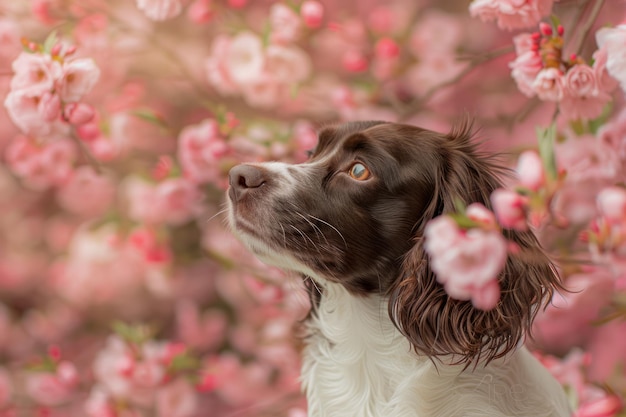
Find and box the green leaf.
[536,123,558,181]
[43,31,58,54]
[448,213,478,229]
[130,109,169,130]
[549,15,561,30]
[169,353,201,373]
[112,321,155,345]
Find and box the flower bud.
[375,37,400,59]
[64,102,95,125]
[516,151,545,191]
[301,1,324,28]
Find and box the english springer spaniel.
[227,121,571,417]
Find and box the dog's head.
[227,120,559,364]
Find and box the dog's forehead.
[314,121,390,155]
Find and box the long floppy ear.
[388,121,561,366]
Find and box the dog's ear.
[387,121,560,365]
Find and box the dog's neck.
[300,280,571,417]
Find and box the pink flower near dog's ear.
[471,279,501,311]
[425,218,507,310]
[466,203,497,228]
[423,216,462,258]
[516,150,545,191]
[597,186,626,223]
[491,189,528,231]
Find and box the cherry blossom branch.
[398,45,514,121]
[571,0,605,56]
[69,128,103,174]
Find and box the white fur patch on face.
[227,160,328,279]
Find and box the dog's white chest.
[300,283,571,417]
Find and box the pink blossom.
[560,64,612,120]
[55,224,145,306]
[38,92,61,122]
[178,119,229,184]
[5,136,76,190]
[187,0,214,24]
[57,166,116,218]
[300,1,323,28]
[63,102,95,125]
[155,378,198,417]
[516,150,545,191]
[10,52,61,95]
[491,189,528,230]
[470,279,501,310]
[4,90,53,137]
[556,135,622,184]
[136,0,182,21]
[574,394,622,417]
[592,47,619,94]
[225,32,265,86]
[595,25,626,92]
[466,203,498,228]
[126,177,200,226]
[424,216,508,309]
[205,35,240,96]
[0,368,12,408]
[513,33,536,55]
[265,45,311,84]
[176,300,227,350]
[564,64,598,97]
[597,187,626,223]
[510,49,543,97]
[533,270,614,353]
[241,73,289,108]
[58,58,100,102]
[532,67,564,101]
[93,335,167,405]
[269,3,301,44]
[469,0,555,31]
[85,387,117,417]
[342,50,368,73]
[24,371,74,406]
[599,108,626,163]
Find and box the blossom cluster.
[0,0,625,416]
[510,23,617,121]
[424,204,508,310]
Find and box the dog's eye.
[348,163,371,181]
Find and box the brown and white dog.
[227,121,570,417]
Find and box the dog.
[227,121,571,417]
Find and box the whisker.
[289,224,320,253]
[296,212,329,246]
[308,215,347,249]
[205,207,230,224]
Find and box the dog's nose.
[228,164,266,201]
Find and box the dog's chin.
[229,212,322,280]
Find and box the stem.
[571,0,605,56]
[398,45,514,121]
[69,128,103,174]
